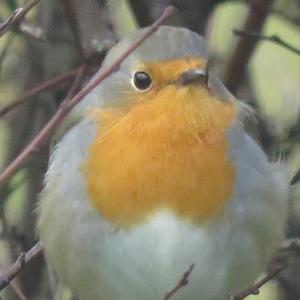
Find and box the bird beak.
[178,69,209,86]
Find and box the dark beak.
[178,69,209,86]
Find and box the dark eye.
[133,71,152,91]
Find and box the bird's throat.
[83,87,236,227]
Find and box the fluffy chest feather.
[38,120,287,300]
[84,87,236,226]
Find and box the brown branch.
[0,17,44,41]
[0,241,44,291]
[234,29,300,56]
[163,264,195,300]
[231,263,286,300]
[65,67,86,100]
[223,0,275,93]
[0,0,41,37]
[0,262,27,300]
[9,280,28,300]
[0,5,176,187]
[231,238,300,300]
[0,67,82,118]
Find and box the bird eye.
[133,71,152,91]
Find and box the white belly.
[39,203,283,300]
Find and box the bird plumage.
[37,26,289,299]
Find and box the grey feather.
[102,25,207,69]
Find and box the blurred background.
[0,0,300,299]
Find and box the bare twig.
[0,67,82,118]
[65,67,86,100]
[0,262,28,300]
[9,280,28,300]
[0,17,44,41]
[231,239,300,300]
[231,264,287,300]
[0,0,41,37]
[163,264,195,300]
[223,0,275,93]
[234,29,300,56]
[0,5,176,186]
[0,241,44,291]
[0,261,27,300]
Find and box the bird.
[37,26,290,300]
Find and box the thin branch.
[0,5,176,187]
[231,238,300,299]
[0,17,44,41]
[234,29,300,56]
[223,0,275,93]
[0,241,44,291]
[0,17,45,41]
[0,261,26,300]
[0,0,41,37]
[65,67,86,100]
[9,280,28,300]
[163,264,195,300]
[0,67,82,118]
[0,262,28,300]
[231,264,287,300]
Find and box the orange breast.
[83,79,236,227]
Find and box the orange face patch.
[83,58,236,228]
[126,57,207,103]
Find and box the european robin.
[37,26,289,299]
